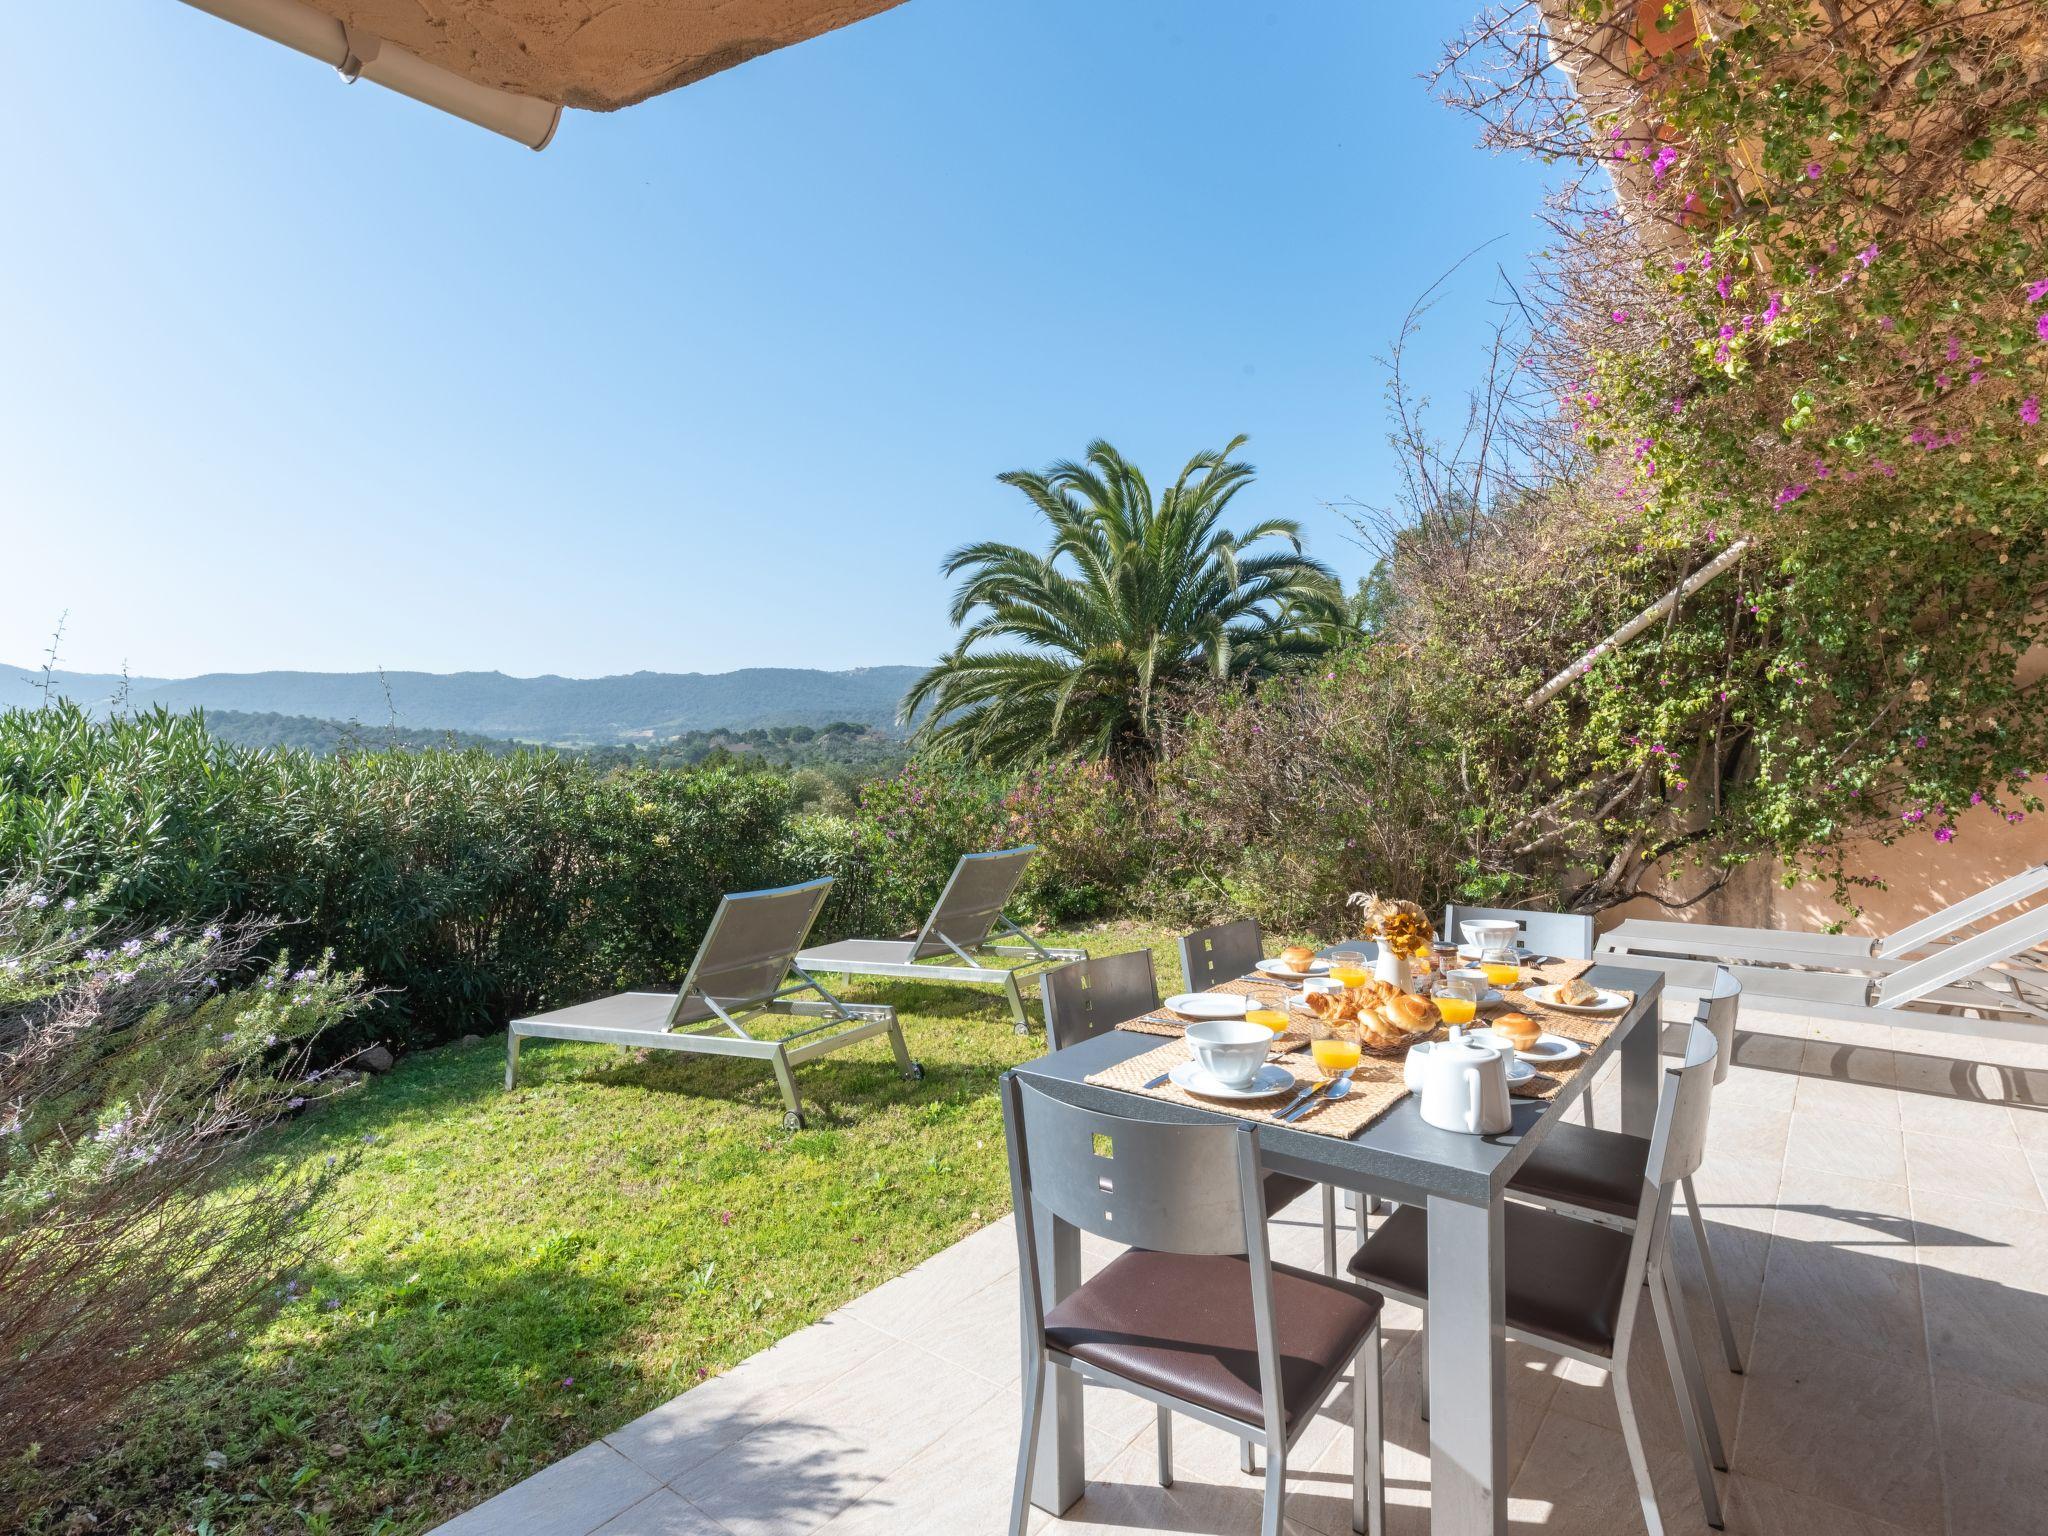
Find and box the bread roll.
[1388,992,1437,1035]
[1281,945,1318,973]
[1496,1011,1541,1050]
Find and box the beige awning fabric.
[178,0,906,148]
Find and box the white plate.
[1474,1028,1584,1064]
[1256,957,1330,981]
[1455,943,1551,965]
[1524,983,1629,1015]
[1165,992,1252,1021]
[1169,1060,1298,1101]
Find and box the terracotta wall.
[1603,801,2048,937]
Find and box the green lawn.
[15,920,1194,1536]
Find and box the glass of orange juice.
[1434,992,1477,1027]
[1311,1033,1363,1073]
[1326,949,1369,991]
[1245,1007,1290,1037]
[1479,943,1521,992]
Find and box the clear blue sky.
[2,0,1553,681]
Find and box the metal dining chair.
[1441,903,1597,962]
[1347,1014,1730,1534]
[1002,1072,1387,1536]
[1040,952,1342,1275]
[1178,918,1266,992]
[1502,965,1748,1373]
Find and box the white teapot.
[1412,1027,1512,1135]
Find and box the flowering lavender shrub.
[0,887,370,1481]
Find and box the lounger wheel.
[906,1061,925,1081]
[783,1109,806,1131]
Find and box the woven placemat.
[1117,975,1310,1053]
[1085,1037,1411,1140]
[1482,975,1631,1100]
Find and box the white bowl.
[1183,1018,1274,1089]
[1461,919,1520,951]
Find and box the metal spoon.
[1281,1070,1354,1123]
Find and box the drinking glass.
[1436,966,1485,1027]
[1326,949,1370,991]
[1245,1007,1290,1038]
[1306,1009,1363,1072]
[1480,942,1522,993]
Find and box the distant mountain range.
[0,663,924,744]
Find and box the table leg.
[1620,991,1660,1138]
[1030,1211,1085,1514]
[1426,1195,1507,1536]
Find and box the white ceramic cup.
[1462,919,1520,953]
[1184,1019,1273,1089]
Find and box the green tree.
[903,436,1346,769]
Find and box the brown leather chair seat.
[1346,1202,1634,1356]
[1044,1249,1383,1434]
[1506,1122,1651,1220]
[1263,1171,1316,1214]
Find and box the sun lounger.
[1600,871,2048,1041]
[796,847,1085,1033]
[1604,863,2048,965]
[506,877,920,1129]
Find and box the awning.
[177,0,907,150]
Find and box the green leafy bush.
[0,705,813,1052]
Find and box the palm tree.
[902,436,1346,769]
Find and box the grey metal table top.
[1012,960,1665,1206]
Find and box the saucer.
[1169,1060,1297,1101]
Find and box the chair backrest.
[1873,898,2048,1008]
[1644,1014,1722,1194]
[668,877,834,1027]
[1001,1071,1288,1440]
[1040,951,1161,1051]
[911,847,1038,959]
[1442,904,1595,960]
[1177,919,1264,993]
[1701,967,1740,1085]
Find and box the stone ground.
[433,1003,2048,1536]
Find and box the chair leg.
[1241,1437,1257,1474]
[1354,1325,1383,1536]
[1322,1184,1339,1276]
[1009,1356,1047,1536]
[1652,1272,1727,1529]
[1656,1261,1728,1473]
[1415,1322,1429,1422]
[1260,1443,1287,1536]
[1611,1360,1667,1536]
[1683,1175,1746,1374]
[1004,972,1030,1035]
[1581,1092,1596,1128]
[504,1030,520,1091]
[1156,1405,1173,1487]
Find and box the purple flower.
[1611,309,1629,324]
[61,898,76,912]
[2038,313,2048,343]
[1715,275,1732,300]
[2028,278,2048,304]
[1651,145,1679,180]
[1856,244,1879,268]
[203,925,222,942]
[1805,162,1822,180]
[1773,483,1809,506]
[84,947,107,962]
[121,938,144,958]
[2023,396,2041,426]
[287,1096,306,1109]
[151,927,170,943]
[1934,827,1956,844]
[26,892,49,910]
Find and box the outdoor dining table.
[1011,957,1667,1536]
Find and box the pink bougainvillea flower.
[1719,322,1736,339]
[1856,243,1879,267]
[2028,278,2048,304]
[1611,308,1630,323]
[1773,482,1809,506]
[2022,396,2041,426]
[1673,260,1689,274]
[1715,275,1733,299]
[1805,162,1821,179]
[1761,294,1784,323]
[1651,145,1679,179]
[1971,792,1985,806]
[1934,827,1956,844]
[1878,315,1895,330]
[1936,372,1951,390]
[2037,312,2048,342]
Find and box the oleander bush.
[0,705,813,1053]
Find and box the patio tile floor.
[433,1006,2048,1536]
